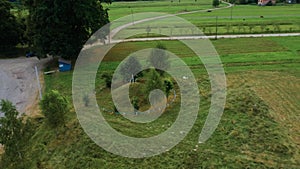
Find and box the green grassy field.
[2,36,298,168]
[104,0,223,21]
[106,1,300,35]
[2,1,300,168]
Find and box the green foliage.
[25,0,111,59]
[0,100,33,164]
[213,0,220,7]
[19,36,300,168]
[149,42,170,75]
[145,69,165,94]
[0,100,23,158]
[164,78,174,97]
[101,72,112,88]
[131,96,140,110]
[146,26,151,36]
[119,56,142,82]
[40,90,69,128]
[0,0,23,51]
[226,88,269,117]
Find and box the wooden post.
[35,66,42,100]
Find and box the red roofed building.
[258,0,276,5]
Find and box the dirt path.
[0,57,50,116]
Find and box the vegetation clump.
[40,90,69,128]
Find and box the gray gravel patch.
[0,57,51,115]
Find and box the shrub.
[213,0,220,7]
[164,78,174,97]
[101,72,112,88]
[145,69,165,94]
[0,100,33,162]
[40,90,69,128]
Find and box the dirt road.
[0,57,50,116]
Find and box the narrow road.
[114,33,300,43]
[88,1,299,47]
[85,1,234,49]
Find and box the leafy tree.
[260,23,266,33]
[146,26,151,36]
[149,42,170,75]
[248,24,255,33]
[225,24,232,33]
[0,0,23,50]
[40,90,69,128]
[238,0,249,4]
[164,78,174,97]
[25,0,111,59]
[101,72,112,88]
[119,56,142,82]
[145,69,165,95]
[131,96,139,111]
[0,100,32,160]
[212,0,220,7]
[0,100,23,158]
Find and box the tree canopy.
[145,69,165,95]
[213,0,220,7]
[119,56,142,82]
[0,0,23,50]
[40,90,69,128]
[25,0,111,59]
[0,100,32,161]
[149,42,170,75]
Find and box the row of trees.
[1,0,111,59]
[224,0,300,4]
[201,22,298,34]
[118,43,170,83]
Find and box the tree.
[213,0,220,7]
[0,100,23,158]
[119,56,142,82]
[25,0,111,59]
[146,26,151,36]
[149,42,170,75]
[0,100,32,160]
[225,24,232,33]
[239,0,249,4]
[0,0,23,51]
[145,69,165,95]
[101,72,112,88]
[248,24,254,33]
[164,78,174,97]
[40,90,69,128]
[131,96,139,111]
[260,23,266,33]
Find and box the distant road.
[113,33,300,43]
[86,1,299,48]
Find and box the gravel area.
[0,57,50,116]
